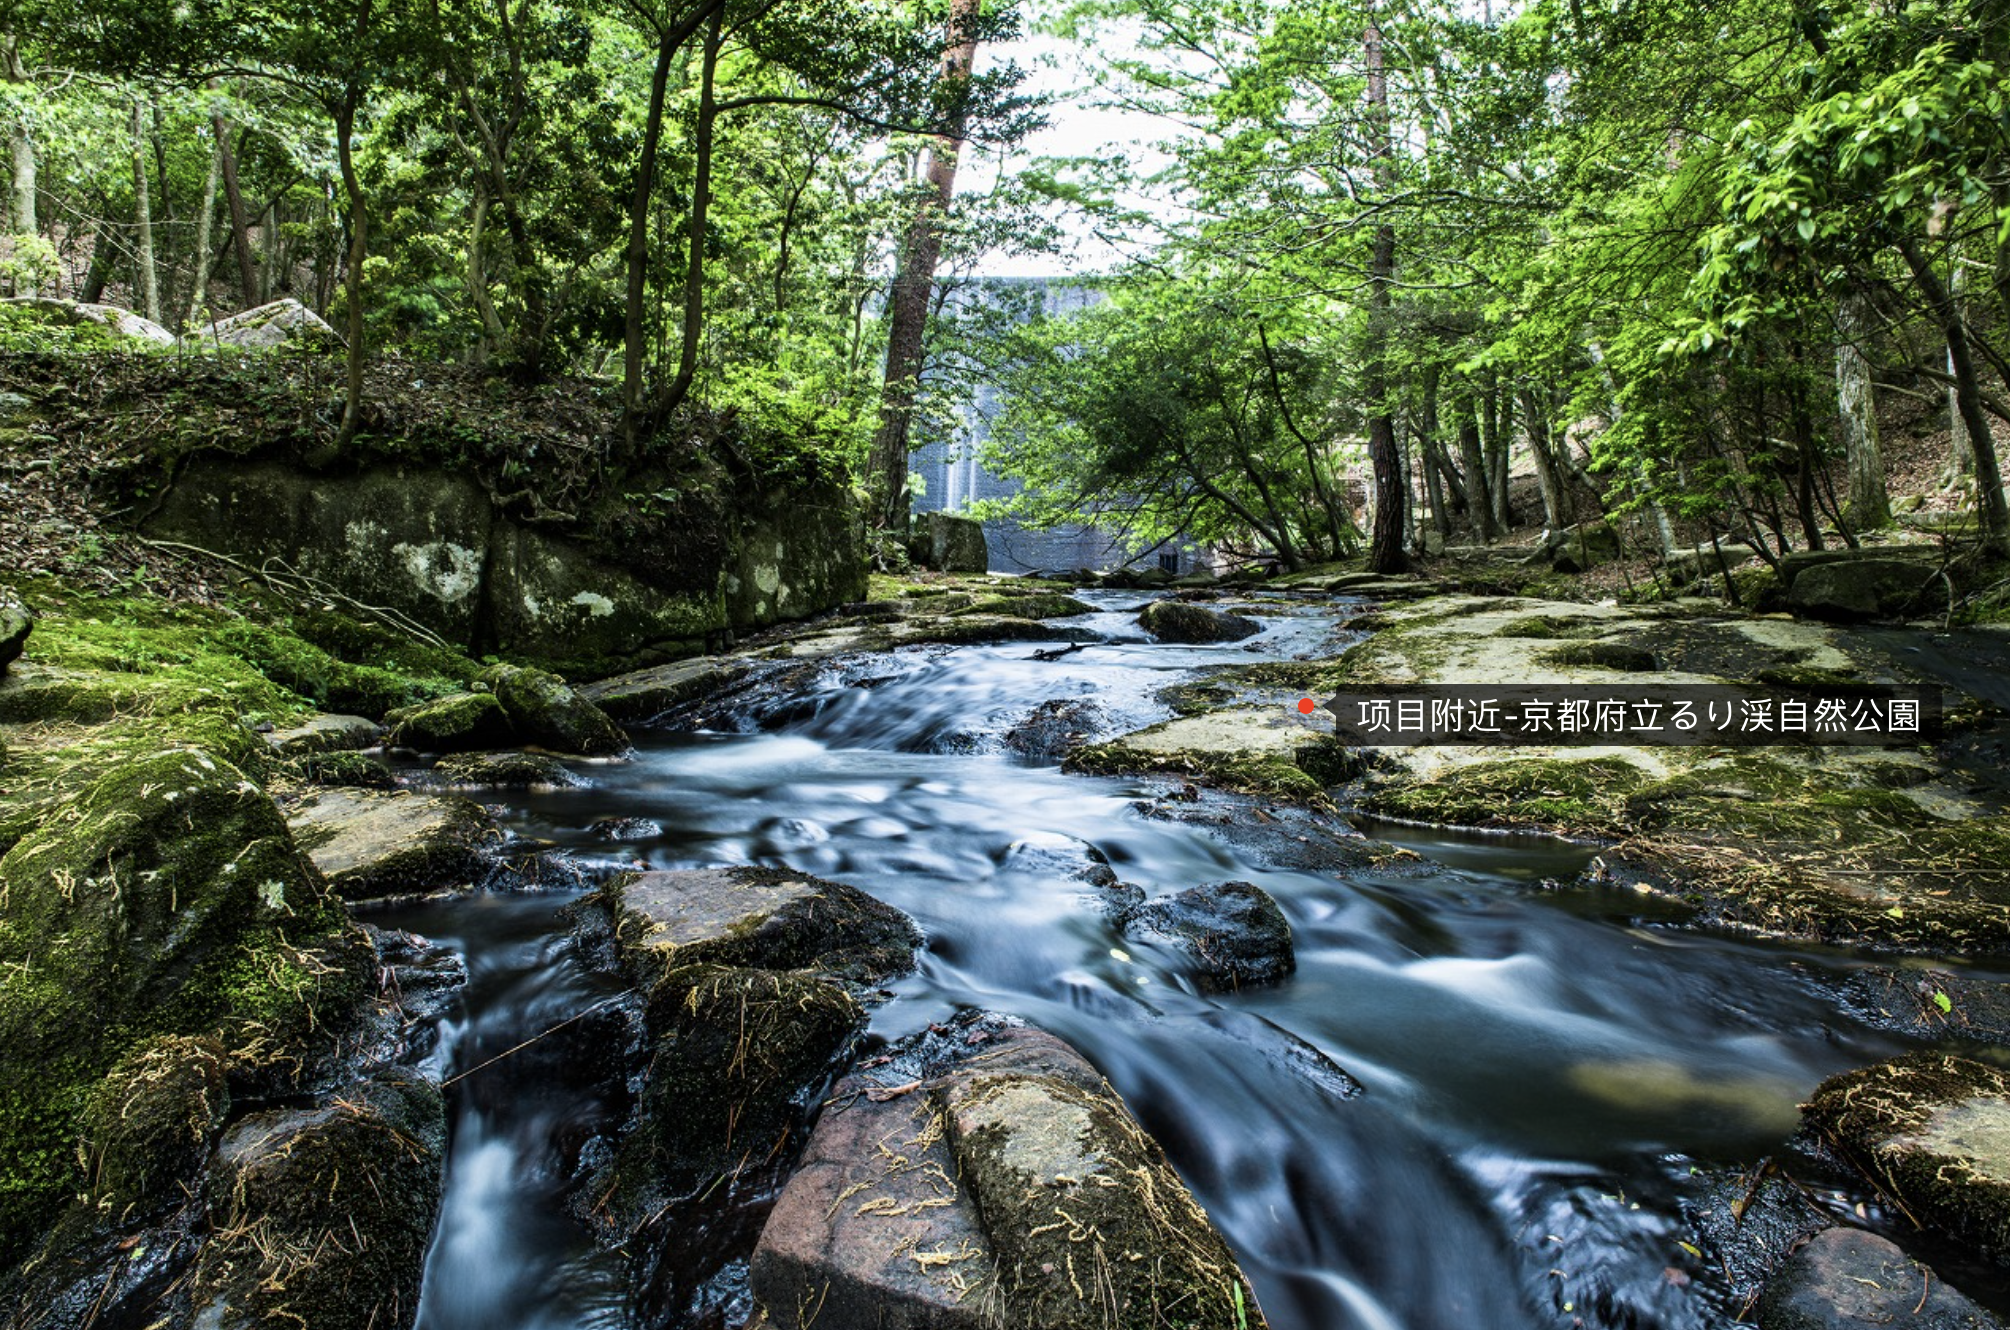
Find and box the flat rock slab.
[579,657,749,722]
[1804,1053,2010,1262]
[752,1018,1265,1330]
[286,786,501,901]
[1759,1226,2001,1329]
[1110,706,1320,759]
[612,866,920,992]
[266,713,382,757]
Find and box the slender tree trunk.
[1947,262,1975,482]
[622,31,678,449]
[657,8,723,417]
[1484,378,1512,529]
[465,191,504,358]
[212,85,258,307]
[185,135,221,328]
[1362,5,1406,574]
[334,97,368,447]
[4,34,34,271]
[1258,322,1356,557]
[1520,388,1567,530]
[1902,240,2010,552]
[1834,291,1888,527]
[1456,402,1495,541]
[1790,380,1825,550]
[1418,365,1452,546]
[131,99,160,323]
[867,0,983,532]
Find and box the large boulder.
[579,657,748,724]
[265,712,382,757]
[1129,880,1296,991]
[1802,1053,2010,1262]
[384,690,515,752]
[1758,1226,2000,1330]
[751,1016,1266,1330]
[284,785,501,901]
[1544,522,1623,574]
[191,297,341,351]
[1136,599,1261,644]
[1787,556,1937,621]
[912,513,989,573]
[0,749,372,1263]
[0,588,30,676]
[482,662,628,755]
[190,1068,446,1330]
[2,297,174,345]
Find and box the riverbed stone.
[1803,1053,2010,1262]
[1129,880,1295,991]
[481,662,627,755]
[384,689,515,753]
[751,1016,1266,1330]
[266,712,383,756]
[1137,599,1260,644]
[579,657,749,723]
[1758,1226,2001,1330]
[610,866,921,997]
[429,749,587,789]
[912,513,989,573]
[285,785,501,901]
[190,1068,446,1330]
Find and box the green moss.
[1158,681,1237,717]
[1361,757,1650,835]
[0,749,369,1262]
[80,1034,230,1226]
[384,690,514,752]
[1542,641,1659,671]
[295,749,397,788]
[1066,742,1334,807]
[954,593,1095,620]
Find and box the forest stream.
[371,591,2005,1330]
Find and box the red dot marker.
[1297,698,1316,715]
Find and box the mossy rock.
[1129,881,1295,992]
[80,1034,231,1227]
[0,749,371,1263]
[190,1068,446,1330]
[954,593,1095,621]
[383,690,515,753]
[481,663,627,756]
[285,786,501,902]
[430,750,587,789]
[1803,1053,2010,1265]
[1542,641,1660,672]
[1136,600,1260,644]
[1066,740,1333,807]
[0,589,30,676]
[1361,756,1650,835]
[608,964,863,1211]
[296,749,397,789]
[1158,680,1237,717]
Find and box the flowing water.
[388,591,1975,1330]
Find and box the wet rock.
[430,749,588,789]
[0,749,372,1263]
[1803,1053,2010,1261]
[1787,556,1936,621]
[0,589,31,676]
[191,296,340,350]
[910,513,989,573]
[190,1068,446,1330]
[285,786,501,901]
[1684,1167,1837,1313]
[953,592,1095,620]
[580,657,749,724]
[610,866,921,997]
[752,1015,1266,1330]
[297,749,398,788]
[357,926,468,1066]
[384,690,515,753]
[1137,599,1260,644]
[1002,697,1107,759]
[265,712,382,756]
[483,662,628,756]
[589,815,663,842]
[1842,969,2010,1046]
[1129,881,1295,991]
[82,1035,232,1227]
[1758,1226,2001,1329]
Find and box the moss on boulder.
[429,750,587,789]
[1137,599,1260,644]
[190,1068,446,1330]
[80,1034,231,1228]
[284,786,501,902]
[482,663,627,755]
[0,590,30,676]
[384,690,514,752]
[0,749,371,1264]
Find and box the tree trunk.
[1456,401,1495,541]
[1520,388,1567,530]
[1947,261,1975,482]
[131,99,161,323]
[866,0,983,532]
[185,137,222,329]
[1362,5,1406,573]
[1258,322,1356,557]
[4,34,33,264]
[1902,240,2010,552]
[1833,291,1888,527]
[1417,366,1452,545]
[212,86,258,307]
[334,97,368,447]
[465,191,505,358]
[1484,378,1512,529]
[657,8,723,417]
[621,31,678,449]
